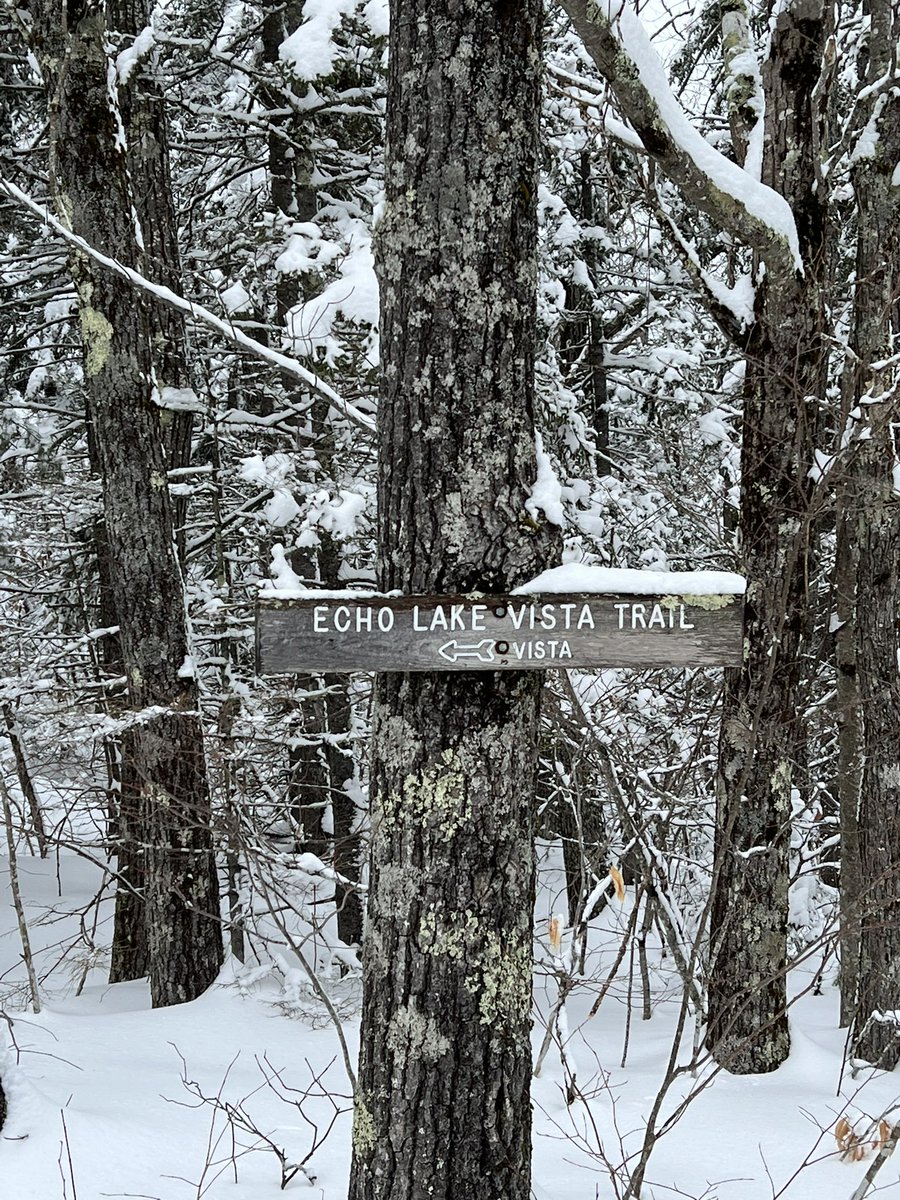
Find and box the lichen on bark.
[347,0,556,1188]
[79,305,114,377]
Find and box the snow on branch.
[650,195,754,340]
[0,178,376,435]
[558,0,802,280]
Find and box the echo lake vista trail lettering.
[310,600,696,634]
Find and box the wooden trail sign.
[256,592,743,674]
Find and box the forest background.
[1,0,900,1195]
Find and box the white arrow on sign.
[438,639,496,664]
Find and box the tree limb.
[557,0,801,284]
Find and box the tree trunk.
[560,148,611,474]
[31,0,223,1006]
[705,320,818,1072]
[835,462,862,1024]
[111,0,197,540]
[838,0,900,1066]
[850,404,900,1066]
[1,701,47,857]
[102,0,198,978]
[553,0,833,1071]
[326,678,363,948]
[705,0,829,1073]
[347,0,556,1192]
[91,474,149,984]
[109,738,151,981]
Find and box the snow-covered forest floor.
[2,841,897,1200]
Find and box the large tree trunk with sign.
[30,0,223,1006]
[346,0,557,1192]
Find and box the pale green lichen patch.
[373,862,422,912]
[469,930,531,1027]
[386,1001,450,1066]
[80,306,113,377]
[351,1093,376,1156]
[418,906,530,1027]
[676,593,736,610]
[380,748,469,839]
[418,906,478,958]
[769,758,792,799]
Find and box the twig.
[2,700,47,857]
[0,772,41,1012]
[61,1110,78,1200]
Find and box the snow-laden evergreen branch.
[558,0,802,281]
[0,177,377,435]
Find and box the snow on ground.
[1,844,898,1199]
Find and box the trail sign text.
[256,593,742,673]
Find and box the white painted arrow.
[438,639,497,664]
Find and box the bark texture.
[838,0,900,1067]
[106,0,198,980]
[705,0,830,1073]
[31,0,223,1006]
[111,0,196,530]
[352,674,543,1200]
[347,0,556,1192]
